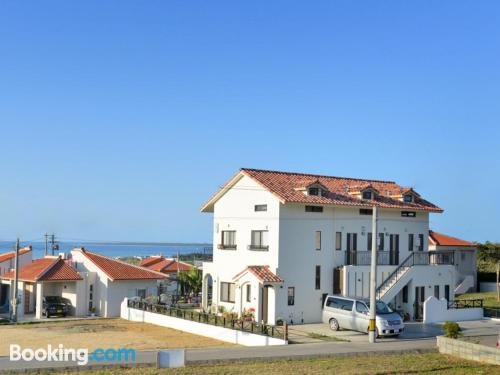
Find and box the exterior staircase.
[376,252,441,303]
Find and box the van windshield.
[366,301,393,314]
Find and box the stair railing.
[376,252,430,299]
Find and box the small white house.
[201,168,471,324]
[0,248,167,320]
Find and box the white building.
[0,247,167,320]
[201,168,471,324]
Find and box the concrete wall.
[423,296,483,323]
[107,279,158,317]
[121,299,287,346]
[437,336,500,365]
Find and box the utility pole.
[368,206,378,343]
[11,238,20,323]
[44,233,49,256]
[49,233,58,256]
[496,262,499,302]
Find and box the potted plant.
[241,307,255,321]
[89,307,96,317]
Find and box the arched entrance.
[202,274,213,311]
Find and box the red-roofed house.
[139,256,194,293]
[71,248,167,317]
[0,247,33,311]
[429,230,477,294]
[201,168,469,324]
[0,255,83,319]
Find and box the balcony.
[345,250,455,266]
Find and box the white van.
[322,295,404,337]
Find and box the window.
[220,231,236,249]
[403,194,413,203]
[356,301,369,314]
[254,204,267,212]
[359,208,373,215]
[367,232,372,251]
[335,232,342,250]
[418,234,424,251]
[362,191,373,200]
[305,205,323,213]
[246,284,251,303]
[444,285,450,302]
[315,265,321,290]
[308,187,319,196]
[408,234,414,251]
[326,297,353,311]
[250,230,269,250]
[137,289,146,299]
[315,231,321,251]
[402,285,408,303]
[347,233,357,251]
[378,233,385,251]
[220,282,236,303]
[434,285,440,299]
[401,211,416,217]
[288,287,295,306]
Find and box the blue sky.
[0,1,499,243]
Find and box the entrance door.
[346,233,358,265]
[261,286,269,324]
[333,267,343,295]
[390,234,400,265]
[24,284,33,314]
[414,286,425,321]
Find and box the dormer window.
[362,191,373,200]
[308,187,319,196]
[403,194,413,203]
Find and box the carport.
[0,256,84,320]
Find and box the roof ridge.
[241,168,397,184]
[34,257,61,281]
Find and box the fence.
[484,308,500,319]
[127,300,287,342]
[448,299,483,309]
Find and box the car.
[42,296,72,318]
[322,295,404,337]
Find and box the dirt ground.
[0,318,233,355]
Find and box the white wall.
[107,279,158,317]
[480,282,499,293]
[423,296,483,323]
[121,299,287,346]
[207,175,281,313]
[0,251,32,275]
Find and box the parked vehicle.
[322,295,404,337]
[42,296,72,318]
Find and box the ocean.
[0,241,212,260]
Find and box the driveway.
[288,319,500,343]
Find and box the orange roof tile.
[1,257,81,282]
[429,231,475,247]
[142,257,193,273]
[75,249,167,281]
[0,247,32,264]
[233,265,284,283]
[139,256,164,267]
[201,169,443,213]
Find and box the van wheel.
[329,318,339,331]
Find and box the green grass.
[17,352,498,374]
[307,332,350,342]
[456,292,500,309]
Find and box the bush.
[443,321,462,339]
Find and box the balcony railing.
[217,244,237,250]
[247,244,269,251]
[345,251,391,266]
[345,250,455,267]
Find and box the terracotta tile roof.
[142,257,193,273]
[39,259,82,281]
[429,230,476,247]
[233,265,284,283]
[1,257,80,282]
[139,256,164,267]
[0,247,32,263]
[201,168,443,213]
[74,248,167,281]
